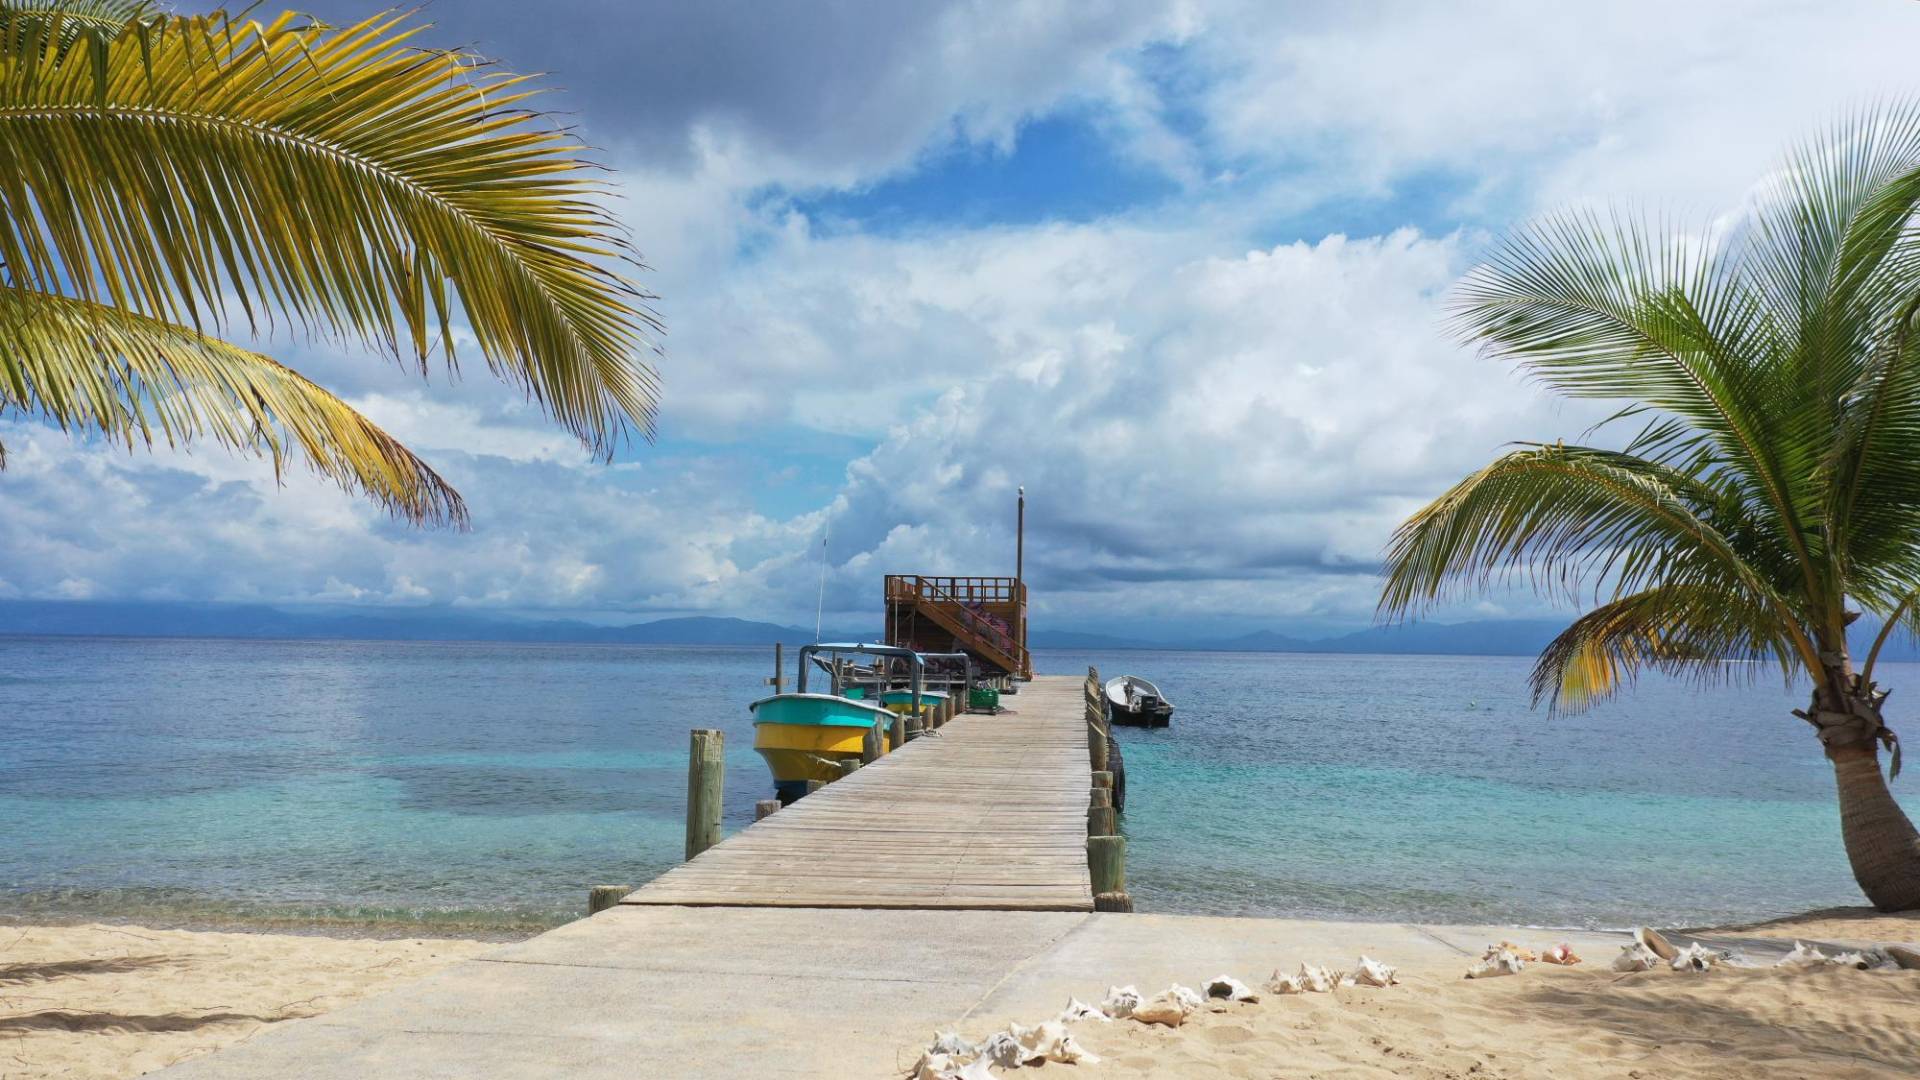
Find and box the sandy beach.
[0,923,489,1080]
[1045,909,1920,1079]
[6,908,1917,1079]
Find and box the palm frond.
[0,1,156,39]
[0,283,466,525]
[0,6,661,454]
[1532,584,1797,713]
[1381,443,1769,612]
[1452,210,1822,596]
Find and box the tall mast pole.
[1016,486,1026,678]
[1016,486,1025,585]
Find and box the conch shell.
[1669,942,1720,972]
[1057,996,1110,1023]
[945,1059,995,1080]
[1466,946,1524,979]
[926,1031,978,1060]
[1203,974,1259,1002]
[1611,943,1661,973]
[1776,941,1828,969]
[1296,963,1340,992]
[1100,984,1141,1019]
[907,1051,955,1080]
[1011,1020,1099,1065]
[1265,969,1305,994]
[1496,941,1538,962]
[1540,943,1581,965]
[1130,989,1197,1027]
[1633,927,1678,962]
[1351,955,1399,987]
[979,1031,1023,1069]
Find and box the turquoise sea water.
[3,636,1914,933]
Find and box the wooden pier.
[624,675,1096,910]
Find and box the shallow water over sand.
[2,636,1910,930]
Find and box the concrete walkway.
[152,907,1645,1079]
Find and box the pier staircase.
[884,574,1031,679]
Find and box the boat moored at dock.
[1105,674,1174,728]
[752,643,925,803]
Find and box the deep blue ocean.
[3,636,1914,934]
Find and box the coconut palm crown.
[0,3,662,525]
[1380,106,1920,911]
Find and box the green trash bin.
[968,687,1000,712]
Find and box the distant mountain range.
[1028,618,1572,656]
[3,599,1918,660]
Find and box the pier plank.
[623,675,1096,911]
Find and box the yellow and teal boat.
[880,688,948,723]
[753,643,926,803]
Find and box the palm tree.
[1379,107,1920,911]
[0,3,661,525]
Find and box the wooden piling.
[1088,834,1125,894]
[587,884,629,914]
[772,642,784,694]
[754,798,781,821]
[1088,805,1117,836]
[837,758,861,779]
[1090,827,1132,912]
[905,715,925,741]
[1090,787,1112,810]
[862,722,884,763]
[1091,770,1113,793]
[806,779,827,796]
[890,714,907,752]
[685,729,724,860]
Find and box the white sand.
[0,922,488,1079]
[1058,929,1920,1078]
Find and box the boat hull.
[879,689,952,723]
[1104,675,1175,728]
[1109,702,1173,728]
[750,693,897,803]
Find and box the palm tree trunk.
[1829,742,1920,910]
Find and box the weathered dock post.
[806,779,828,796]
[1088,834,1132,912]
[1088,803,1117,837]
[862,722,884,763]
[772,642,784,694]
[587,884,630,914]
[837,758,861,779]
[686,729,724,860]
[1085,667,1109,774]
[754,798,781,821]
[890,714,907,752]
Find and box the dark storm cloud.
[302,1,1177,180]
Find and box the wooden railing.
[885,574,1029,676]
[887,575,1025,605]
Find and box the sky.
[4,0,1920,638]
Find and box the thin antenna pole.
[814,523,830,643]
[1016,486,1025,583]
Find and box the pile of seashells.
[1458,926,1919,978]
[907,956,1401,1078]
